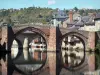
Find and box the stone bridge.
[0,24,100,75]
[11,24,95,50]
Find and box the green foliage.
[41,19,47,24]
[79,10,85,16]
[73,7,78,12]
[0,7,100,24]
[65,10,69,14]
[95,40,100,70]
[96,40,100,50]
[0,7,53,24]
[4,16,12,24]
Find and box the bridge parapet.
[12,24,51,37]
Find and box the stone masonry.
[0,25,97,75]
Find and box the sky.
[0,0,100,9]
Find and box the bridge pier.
[47,27,56,75]
[87,32,95,71]
[0,26,7,75]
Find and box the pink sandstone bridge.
[0,24,100,75]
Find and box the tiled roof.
[67,14,95,28]
[85,22,95,25]
[67,22,75,25]
[75,22,84,26]
[81,16,90,23]
[95,13,100,20]
[52,10,68,19]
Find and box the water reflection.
[61,35,84,68]
[11,34,47,74]
[11,40,18,59]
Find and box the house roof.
[85,22,95,25]
[67,14,95,27]
[75,22,84,26]
[52,10,68,19]
[81,16,90,23]
[94,13,100,20]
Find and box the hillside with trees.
[0,6,53,24]
[0,6,100,24]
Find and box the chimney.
[69,10,73,22]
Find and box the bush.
[95,40,100,70]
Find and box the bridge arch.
[14,27,48,42]
[60,32,87,70]
[10,27,48,75]
[62,31,88,41]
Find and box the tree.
[65,10,69,14]
[38,14,43,18]
[95,40,100,70]
[79,9,85,16]
[96,40,100,50]
[74,7,78,12]
[3,16,11,24]
[3,16,14,26]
